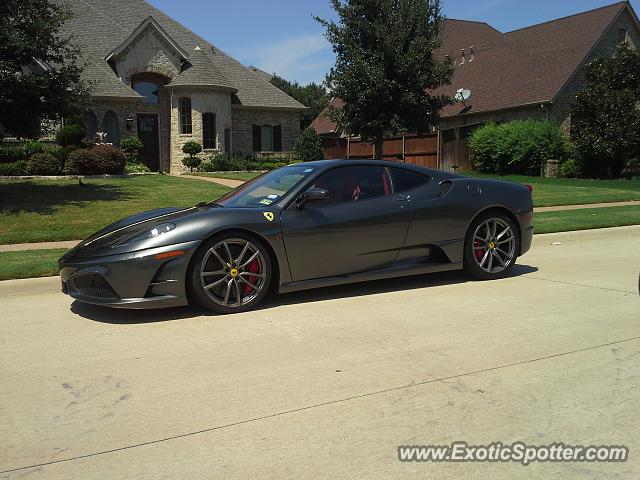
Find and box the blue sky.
[147,0,639,84]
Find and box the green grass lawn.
[468,173,640,207]
[533,205,640,234]
[0,248,67,280]
[0,176,230,244]
[185,172,264,181]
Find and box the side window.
[312,166,390,205]
[389,168,429,193]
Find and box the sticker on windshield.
[303,168,314,173]
[260,198,273,205]
[267,194,278,199]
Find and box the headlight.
[112,222,176,247]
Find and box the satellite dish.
[454,88,472,103]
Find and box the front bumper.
[59,241,200,309]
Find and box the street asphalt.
[1,226,639,479]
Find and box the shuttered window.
[179,97,192,134]
[202,113,216,149]
[251,124,282,152]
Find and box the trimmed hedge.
[198,154,293,172]
[469,121,574,175]
[27,152,64,175]
[64,145,125,175]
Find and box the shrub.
[294,128,324,162]
[120,136,144,163]
[65,145,125,174]
[469,121,573,175]
[0,141,48,163]
[55,145,81,163]
[182,140,203,172]
[124,161,151,174]
[27,152,64,175]
[56,124,87,147]
[0,160,28,176]
[182,156,202,171]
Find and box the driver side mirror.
[296,187,329,208]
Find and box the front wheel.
[189,233,272,314]
[464,212,519,280]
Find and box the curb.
[0,276,60,298]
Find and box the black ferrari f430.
[59,160,533,313]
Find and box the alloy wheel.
[199,238,267,308]
[472,218,516,274]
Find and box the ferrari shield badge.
[263,212,274,222]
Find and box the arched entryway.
[103,110,121,146]
[131,72,171,171]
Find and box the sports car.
[59,160,533,314]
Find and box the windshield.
[213,165,317,208]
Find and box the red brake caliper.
[473,240,484,261]
[243,259,260,296]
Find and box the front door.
[136,114,159,171]
[281,165,412,281]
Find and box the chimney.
[469,45,475,62]
[460,48,466,64]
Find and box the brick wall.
[113,25,182,82]
[169,88,233,172]
[231,108,300,155]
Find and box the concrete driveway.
[1,226,639,479]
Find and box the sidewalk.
[1,200,639,253]
[178,174,244,188]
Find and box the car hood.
[64,206,200,257]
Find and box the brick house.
[311,1,640,171]
[59,0,306,172]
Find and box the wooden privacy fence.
[321,132,438,169]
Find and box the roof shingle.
[61,0,305,109]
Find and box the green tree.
[316,0,454,159]
[0,0,90,139]
[294,128,324,161]
[270,75,330,130]
[571,44,640,178]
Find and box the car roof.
[301,159,435,174]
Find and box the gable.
[106,17,188,81]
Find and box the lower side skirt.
[278,261,463,294]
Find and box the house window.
[133,81,159,104]
[202,113,216,149]
[103,110,120,145]
[261,125,273,151]
[252,124,282,152]
[179,97,192,134]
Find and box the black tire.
[188,232,273,314]
[463,210,520,280]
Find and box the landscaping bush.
[124,161,151,174]
[294,128,324,162]
[469,120,573,175]
[55,145,81,163]
[27,152,64,175]
[182,140,202,171]
[65,145,125,174]
[0,141,48,163]
[56,124,87,147]
[0,160,28,176]
[120,136,144,163]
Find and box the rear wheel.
[464,212,519,280]
[189,233,272,314]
